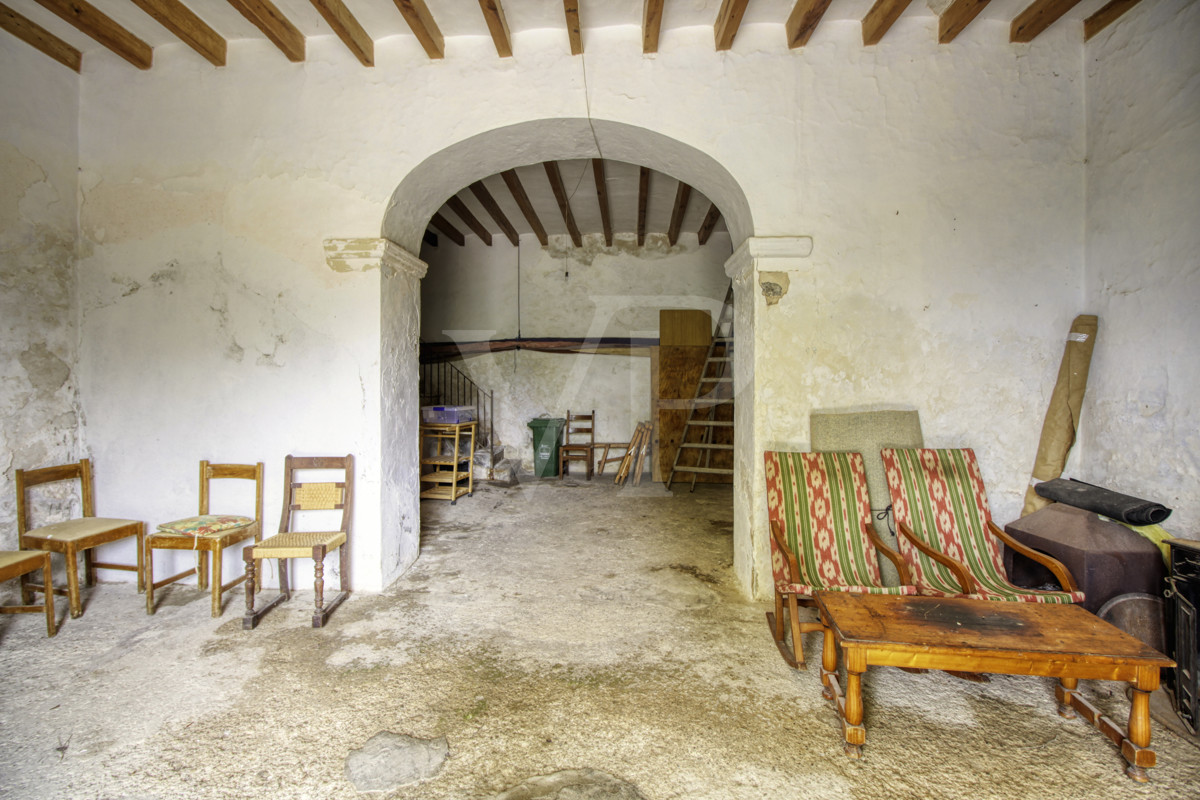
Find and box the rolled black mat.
[1034,478,1172,525]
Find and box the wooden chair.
[16,458,144,619]
[0,551,56,637]
[764,451,916,668]
[243,454,353,629]
[880,448,1084,603]
[559,409,595,480]
[145,461,264,617]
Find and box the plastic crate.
[422,405,476,424]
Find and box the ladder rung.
[707,357,732,362]
[672,466,734,475]
[685,420,734,427]
[680,443,734,450]
[688,399,733,408]
[699,377,732,383]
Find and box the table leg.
[1056,676,1079,719]
[821,624,837,701]
[1124,667,1160,782]
[841,648,867,758]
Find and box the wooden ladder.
[666,284,735,491]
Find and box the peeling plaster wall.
[0,42,81,547]
[1082,0,1200,534]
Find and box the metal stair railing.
[418,360,495,455]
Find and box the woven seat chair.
[243,454,354,629]
[145,461,263,617]
[880,448,1084,604]
[0,551,56,637]
[764,451,916,668]
[559,410,596,480]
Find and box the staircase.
[419,360,516,484]
[666,284,735,491]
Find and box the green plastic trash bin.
[527,417,566,478]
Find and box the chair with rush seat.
[559,410,596,480]
[0,551,56,636]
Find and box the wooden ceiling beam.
[564,1,581,55]
[430,213,465,247]
[592,159,613,247]
[642,0,663,53]
[543,162,582,248]
[309,0,373,66]
[938,0,992,43]
[129,0,226,66]
[226,0,305,62]
[392,0,443,58]
[1084,0,1143,41]
[1011,0,1084,43]
[698,204,721,245]
[446,196,493,246]
[469,181,519,246]
[714,0,749,51]
[0,3,81,72]
[478,0,512,58]
[502,169,548,246]
[862,0,914,46]
[667,182,691,246]
[637,167,650,247]
[786,0,832,49]
[33,0,152,69]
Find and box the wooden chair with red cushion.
[764,451,916,668]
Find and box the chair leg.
[84,548,96,587]
[313,547,326,615]
[787,594,806,669]
[135,525,146,592]
[42,553,56,637]
[197,548,209,590]
[145,538,156,615]
[210,545,223,618]
[65,545,83,618]
[278,558,290,599]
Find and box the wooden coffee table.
[813,592,1175,781]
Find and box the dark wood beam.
[637,167,650,247]
[862,0,914,46]
[392,0,443,59]
[446,196,493,246]
[310,0,373,66]
[543,161,582,248]
[714,0,749,51]
[478,0,512,58]
[938,0,992,43]
[502,169,548,246]
[430,213,465,247]
[226,0,305,62]
[564,1,581,55]
[33,0,152,69]
[1084,0,1143,41]
[643,0,663,53]
[1011,0,1084,43]
[423,230,439,248]
[786,0,832,49]
[130,0,226,66]
[592,159,613,247]
[667,182,691,246]
[469,181,519,246]
[697,204,721,245]
[0,3,81,72]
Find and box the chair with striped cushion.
[764,451,916,668]
[880,448,1084,604]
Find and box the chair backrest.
[15,459,95,537]
[199,461,264,524]
[278,455,354,537]
[564,410,595,447]
[763,451,884,589]
[881,448,1005,595]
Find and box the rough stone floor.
[1,478,1198,799]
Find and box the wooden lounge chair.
[764,451,916,668]
[880,448,1084,603]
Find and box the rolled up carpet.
[1034,478,1172,525]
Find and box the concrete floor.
[1,477,1198,799]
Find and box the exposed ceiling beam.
[501,169,548,246]
[129,0,226,67]
[592,159,613,247]
[430,212,465,247]
[637,167,650,247]
[0,2,81,72]
[938,0,992,43]
[1084,0,1143,41]
[642,0,663,53]
[786,0,832,49]
[714,0,749,52]
[309,0,373,66]
[543,162,582,248]
[469,181,519,246]
[33,0,152,69]
[392,0,443,58]
[446,196,493,246]
[862,0,914,46]
[667,182,691,246]
[563,1,581,56]
[698,204,721,245]
[1011,0,1084,43]
[226,0,305,62]
[423,230,439,248]
[478,0,512,58]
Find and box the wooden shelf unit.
[419,421,476,503]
